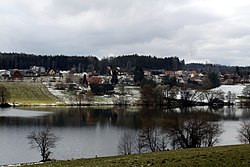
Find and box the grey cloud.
[0,0,249,66]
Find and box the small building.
[31,66,46,76]
[165,71,175,76]
[87,77,104,85]
[0,70,10,79]
[10,70,24,80]
[25,69,37,77]
[48,69,56,76]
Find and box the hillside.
[0,82,61,105]
[23,144,250,167]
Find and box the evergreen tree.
[79,74,88,87]
[162,75,177,87]
[134,66,144,84]
[208,72,221,88]
[111,69,118,85]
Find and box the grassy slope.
[24,144,250,167]
[0,82,61,105]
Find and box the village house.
[25,69,37,77]
[165,70,175,77]
[31,66,46,76]
[10,69,25,80]
[87,77,104,85]
[222,73,241,85]
[0,70,10,80]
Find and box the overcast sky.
[0,0,250,66]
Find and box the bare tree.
[242,85,250,97]
[165,86,178,106]
[153,85,166,106]
[140,84,154,106]
[138,127,167,152]
[140,84,166,107]
[225,91,236,104]
[163,110,223,149]
[134,133,145,154]
[179,88,224,106]
[117,132,134,155]
[202,90,224,105]
[238,121,250,144]
[202,122,223,147]
[165,85,178,99]
[77,92,84,106]
[27,128,60,161]
[179,88,202,106]
[115,84,128,106]
[85,90,94,105]
[0,85,10,105]
[117,128,168,155]
[67,70,75,83]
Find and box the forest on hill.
[184,63,250,76]
[0,52,250,75]
[0,53,184,73]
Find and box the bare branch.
[27,127,60,161]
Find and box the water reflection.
[0,106,250,165]
[0,106,250,128]
[240,107,250,120]
[0,108,51,118]
[0,107,143,128]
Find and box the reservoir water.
[0,106,248,165]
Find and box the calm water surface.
[0,106,249,165]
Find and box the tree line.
[0,52,184,72]
[0,52,99,71]
[184,63,250,75]
[99,54,184,72]
[1,52,250,76]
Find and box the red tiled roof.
[87,77,103,84]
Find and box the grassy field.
[23,144,250,167]
[0,82,61,105]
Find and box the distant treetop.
[0,53,185,73]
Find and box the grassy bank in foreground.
[23,144,250,167]
[0,82,61,105]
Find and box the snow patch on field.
[47,87,71,104]
[213,84,246,97]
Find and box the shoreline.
[2,144,249,167]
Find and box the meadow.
[0,82,60,105]
[23,144,250,167]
